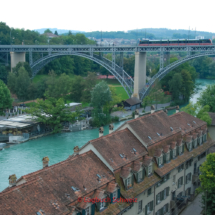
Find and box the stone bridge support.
[133,52,146,99]
[10,52,26,71]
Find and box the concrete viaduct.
[1,44,215,100]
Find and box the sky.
[1,0,214,33]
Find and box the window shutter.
[163,154,166,163]
[143,168,145,180]
[161,190,164,201]
[91,204,96,215]
[161,207,164,215]
[145,205,147,215]
[178,179,179,188]
[176,146,179,156]
[182,144,184,153]
[167,187,170,196]
[182,176,183,185]
[110,193,113,204]
[82,209,86,215]
[96,202,101,212]
[186,175,187,184]
[132,174,134,186]
[170,150,173,159]
[117,188,120,199]
[156,194,158,205]
[166,203,169,212]
[125,179,128,190]
[77,213,81,215]
[150,201,153,211]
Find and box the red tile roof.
[120,167,132,179]
[117,111,181,147]
[0,178,70,215]
[89,128,148,170]
[18,151,115,205]
[133,161,143,172]
[143,156,153,166]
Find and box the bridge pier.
[10,52,26,72]
[133,52,146,99]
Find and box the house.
[0,110,213,215]
[123,97,141,110]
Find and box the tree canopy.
[0,80,12,114]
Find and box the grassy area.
[113,86,129,100]
[32,74,48,83]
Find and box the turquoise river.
[0,78,215,192]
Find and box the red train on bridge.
[139,39,212,46]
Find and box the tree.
[54,30,58,36]
[0,65,8,83]
[68,30,72,35]
[169,73,183,101]
[25,97,79,133]
[7,72,17,93]
[198,153,215,215]
[70,76,85,102]
[15,67,31,100]
[181,103,212,126]
[0,80,12,114]
[91,81,112,126]
[198,84,215,112]
[12,62,32,77]
[181,70,194,102]
[81,72,97,102]
[44,29,52,33]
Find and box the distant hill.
[34,28,85,35]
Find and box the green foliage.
[198,154,215,215]
[44,29,52,33]
[25,97,78,133]
[198,85,215,112]
[12,62,32,77]
[0,80,12,114]
[181,102,212,126]
[0,64,9,83]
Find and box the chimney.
[176,106,180,113]
[151,105,155,114]
[99,127,104,137]
[73,146,79,155]
[134,109,139,119]
[109,124,114,134]
[9,174,17,187]
[42,156,49,168]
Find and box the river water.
[0,78,215,192]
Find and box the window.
[163,188,167,199]
[178,177,183,188]
[163,173,170,183]
[127,177,131,187]
[177,192,183,197]
[86,207,90,215]
[163,204,169,214]
[178,164,184,173]
[186,159,192,169]
[187,187,191,196]
[173,149,176,158]
[204,134,207,142]
[137,170,143,182]
[148,165,152,176]
[156,192,161,204]
[172,175,175,185]
[187,142,192,151]
[179,145,182,155]
[186,173,191,184]
[194,139,197,148]
[138,200,142,213]
[148,188,152,196]
[158,156,163,166]
[100,199,105,209]
[166,152,170,162]
[146,201,153,214]
[112,191,117,200]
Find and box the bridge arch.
[31,52,134,97]
[139,51,215,100]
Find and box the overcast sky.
[1,0,214,33]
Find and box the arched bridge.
[1,44,215,99]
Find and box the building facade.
[0,110,214,215]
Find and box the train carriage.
[139,39,212,46]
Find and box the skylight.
[71,186,79,191]
[133,148,137,152]
[170,127,173,131]
[110,158,113,162]
[119,154,124,158]
[157,132,160,136]
[187,123,191,126]
[97,174,102,179]
[148,136,152,140]
[193,121,196,124]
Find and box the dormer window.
[166,152,170,162]
[172,149,176,158]
[187,142,192,151]
[179,145,183,155]
[148,164,152,176]
[127,177,131,187]
[158,156,163,167]
[137,170,143,182]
